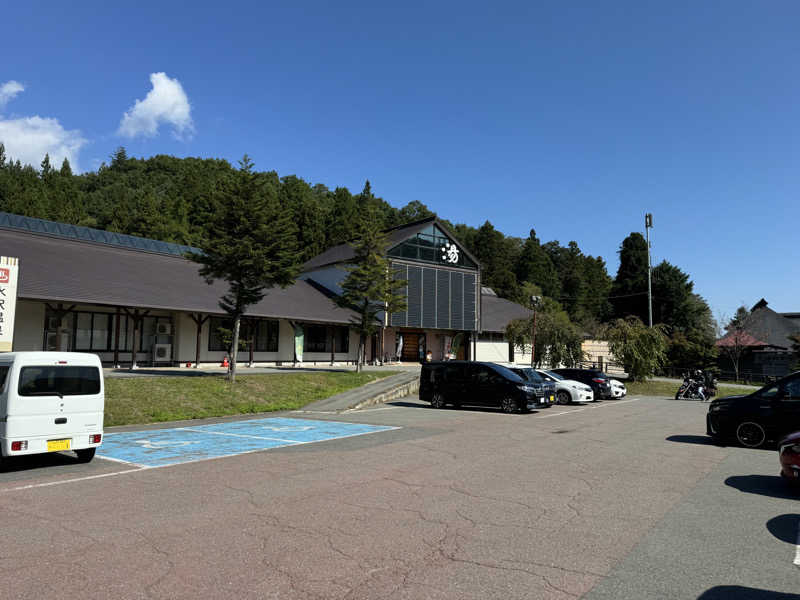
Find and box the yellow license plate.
[47,439,71,452]
[549,395,554,402]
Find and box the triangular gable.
[386,221,478,269]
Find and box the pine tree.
[59,157,73,177]
[40,153,52,178]
[610,232,649,321]
[336,208,407,371]
[189,155,300,382]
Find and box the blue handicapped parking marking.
[98,417,398,468]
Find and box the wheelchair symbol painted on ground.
[134,439,200,449]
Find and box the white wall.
[12,300,45,351]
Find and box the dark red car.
[779,431,800,483]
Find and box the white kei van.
[0,352,104,463]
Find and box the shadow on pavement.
[725,475,800,500]
[766,514,800,544]
[698,586,800,600]
[0,451,83,474]
[385,401,543,414]
[666,434,721,446]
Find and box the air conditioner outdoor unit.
[153,344,172,361]
[156,323,172,335]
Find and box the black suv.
[552,368,613,399]
[419,361,548,413]
[707,371,800,448]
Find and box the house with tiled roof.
[715,299,800,378]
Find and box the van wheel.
[556,391,571,405]
[735,422,766,448]
[75,448,96,463]
[430,393,446,409]
[500,396,517,413]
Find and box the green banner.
[293,324,304,362]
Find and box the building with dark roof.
[715,299,800,378]
[2,212,536,366]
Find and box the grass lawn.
[626,379,759,399]
[104,371,398,427]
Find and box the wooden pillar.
[45,303,76,351]
[189,313,209,368]
[122,308,150,370]
[113,307,121,368]
[248,320,255,367]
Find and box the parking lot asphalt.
[0,395,797,599]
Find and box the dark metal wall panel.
[422,268,436,328]
[390,264,408,327]
[406,266,422,327]
[463,273,476,331]
[450,271,464,330]
[436,270,450,329]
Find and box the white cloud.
[0,80,24,109]
[0,116,87,171]
[0,81,87,171]
[118,72,194,139]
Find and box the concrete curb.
[348,377,420,411]
[302,371,420,413]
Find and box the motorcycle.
[675,377,706,401]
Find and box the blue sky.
[2,1,798,322]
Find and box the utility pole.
[530,295,541,367]
[645,213,653,327]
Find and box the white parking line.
[537,398,640,418]
[794,521,800,567]
[0,468,144,494]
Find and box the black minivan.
[419,361,548,413]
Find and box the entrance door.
[400,333,426,362]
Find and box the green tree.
[336,208,407,371]
[505,296,584,368]
[610,232,649,322]
[603,316,668,381]
[514,230,561,299]
[189,155,299,382]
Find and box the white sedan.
[609,379,627,398]
[536,369,595,404]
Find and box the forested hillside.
[0,145,716,365]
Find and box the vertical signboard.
[0,256,20,352]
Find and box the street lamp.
[530,295,541,368]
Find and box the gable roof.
[717,300,800,350]
[302,217,480,271]
[1,227,359,324]
[480,292,532,333]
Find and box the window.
[304,326,328,353]
[18,366,101,396]
[73,312,112,351]
[254,320,279,352]
[303,325,349,353]
[386,224,477,268]
[209,317,232,352]
[783,378,800,401]
[0,365,9,392]
[209,317,280,353]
